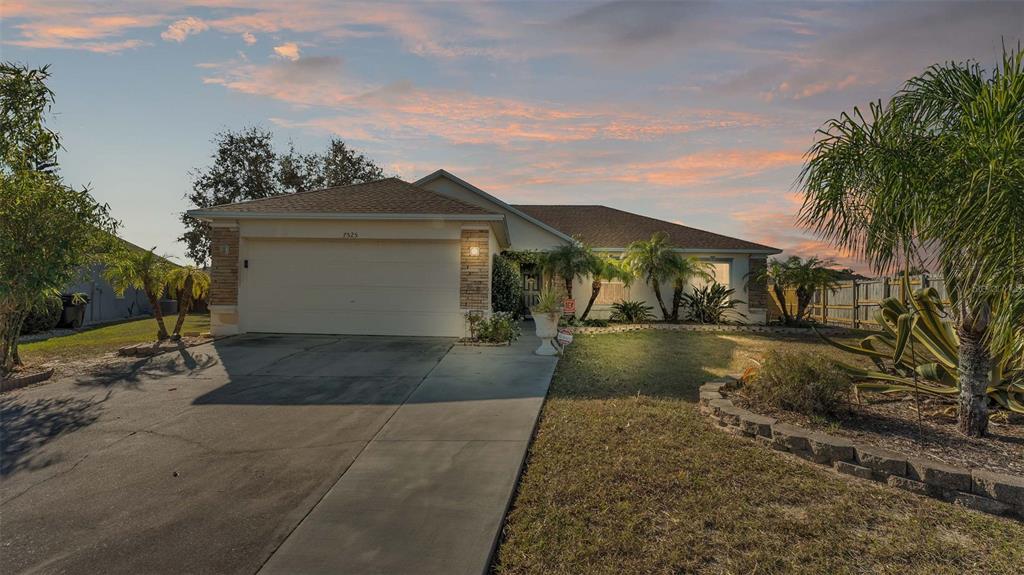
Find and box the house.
[65,239,179,327]
[187,170,781,337]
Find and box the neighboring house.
[187,170,781,337]
[65,240,178,326]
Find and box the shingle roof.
[200,178,498,216]
[513,204,779,252]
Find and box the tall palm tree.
[541,242,596,299]
[579,255,633,321]
[669,256,715,322]
[798,47,1024,436]
[624,231,679,319]
[165,266,210,339]
[104,246,174,340]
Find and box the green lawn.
[20,314,210,366]
[493,330,1024,575]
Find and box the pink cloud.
[273,42,301,61]
[730,193,871,272]
[161,16,208,42]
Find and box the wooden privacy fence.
[768,275,952,330]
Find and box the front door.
[522,268,540,315]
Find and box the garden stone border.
[573,323,851,335]
[1,368,55,392]
[698,379,1024,521]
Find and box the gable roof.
[415,169,574,244]
[191,177,499,218]
[513,204,780,253]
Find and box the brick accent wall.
[748,257,768,309]
[209,226,240,306]
[459,229,490,310]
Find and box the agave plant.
[610,299,654,323]
[683,283,745,325]
[817,280,1024,413]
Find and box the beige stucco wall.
[570,252,767,324]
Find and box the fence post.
[820,286,828,325]
[851,279,859,329]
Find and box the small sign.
[557,329,574,346]
[563,298,576,314]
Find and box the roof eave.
[593,247,783,255]
[186,209,504,222]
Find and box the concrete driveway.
[0,332,557,575]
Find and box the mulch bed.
[732,392,1024,476]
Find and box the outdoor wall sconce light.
[469,246,480,256]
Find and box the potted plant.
[531,289,562,356]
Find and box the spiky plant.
[798,47,1024,435]
[817,278,1024,414]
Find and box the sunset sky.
[3,1,1021,269]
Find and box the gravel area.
[24,335,213,382]
[733,392,1024,476]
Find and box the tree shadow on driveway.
[0,394,102,477]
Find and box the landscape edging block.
[697,379,1023,522]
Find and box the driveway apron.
[258,334,558,575]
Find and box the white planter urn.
[532,312,561,356]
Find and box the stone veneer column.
[208,223,240,335]
[459,228,490,311]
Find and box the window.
[701,260,731,288]
[595,280,629,304]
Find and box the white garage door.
[240,238,463,336]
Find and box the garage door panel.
[241,238,463,336]
[251,262,455,289]
[245,310,462,337]
[247,286,457,313]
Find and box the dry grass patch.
[493,331,1024,575]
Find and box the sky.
[3,1,1022,270]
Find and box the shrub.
[20,293,63,335]
[476,312,521,343]
[683,283,745,324]
[532,289,562,314]
[742,350,852,417]
[582,318,609,327]
[610,300,654,323]
[492,253,523,315]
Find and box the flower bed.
[699,379,1024,520]
[572,323,851,335]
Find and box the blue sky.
[3,1,1021,269]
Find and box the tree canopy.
[1,62,117,373]
[180,128,385,265]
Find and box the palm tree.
[786,256,840,323]
[165,266,210,339]
[669,256,715,322]
[541,242,596,299]
[579,255,633,321]
[624,231,679,319]
[104,246,174,340]
[748,258,795,324]
[798,47,1024,436]
[748,256,839,324]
